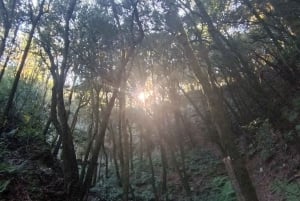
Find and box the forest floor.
[1,128,300,201]
[0,131,66,201]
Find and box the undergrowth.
[272,180,300,201]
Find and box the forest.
[0,0,300,200]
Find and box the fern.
[0,179,11,193]
[209,176,237,201]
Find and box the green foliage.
[272,180,300,201]
[186,148,221,175]
[0,74,13,113]
[91,176,123,201]
[135,186,155,201]
[0,161,27,174]
[0,70,46,141]
[208,176,237,201]
[0,163,18,174]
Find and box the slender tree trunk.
[79,128,97,184]
[92,160,98,186]
[139,131,144,161]
[169,143,191,196]
[110,125,122,185]
[52,135,62,158]
[128,124,134,172]
[160,143,168,201]
[147,146,159,201]
[80,1,144,196]
[70,97,84,133]
[80,90,118,198]
[102,145,109,178]
[118,101,124,177]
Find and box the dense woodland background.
[0,0,300,200]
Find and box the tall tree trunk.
[56,81,80,200]
[79,130,96,184]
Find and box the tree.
[39,0,80,199]
[1,0,46,131]
[164,1,259,200]
[0,0,18,61]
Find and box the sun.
[138,92,146,102]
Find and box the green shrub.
[209,176,237,201]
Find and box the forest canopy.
[0,0,300,200]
